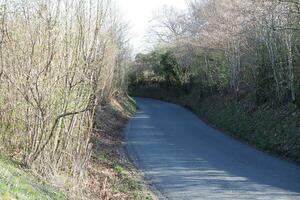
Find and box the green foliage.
[130,47,229,99]
[159,51,180,85]
[113,165,125,175]
[132,49,183,85]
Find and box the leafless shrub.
[0,0,130,197]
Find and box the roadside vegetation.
[1,0,299,199]
[130,0,300,163]
[0,0,155,199]
[88,96,155,200]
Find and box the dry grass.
[84,97,156,200]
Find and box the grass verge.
[192,96,300,163]
[0,157,65,200]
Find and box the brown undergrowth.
[85,97,155,200]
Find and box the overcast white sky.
[117,0,187,53]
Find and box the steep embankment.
[130,87,300,164]
[185,96,300,163]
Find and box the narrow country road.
[125,98,300,200]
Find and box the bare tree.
[0,0,131,197]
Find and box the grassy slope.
[0,157,65,200]
[193,96,300,163]
[130,87,300,164]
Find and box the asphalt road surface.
[125,98,300,200]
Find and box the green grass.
[0,157,65,200]
[113,164,125,175]
[194,97,300,162]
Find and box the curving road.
[125,98,300,200]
